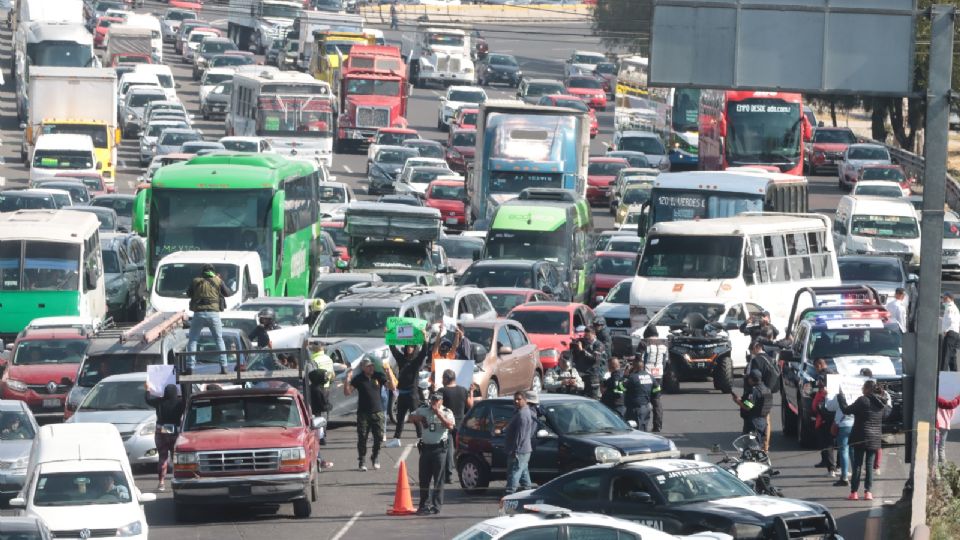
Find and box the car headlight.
[594,446,622,463]
[4,379,27,392]
[174,452,197,465]
[463,67,473,74]
[3,456,29,471]
[280,446,306,466]
[731,522,765,540]
[667,439,677,451]
[516,71,522,78]
[139,421,156,436]
[117,521,143,537]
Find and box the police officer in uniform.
[572,326,606,399]
[593,319,612,355]
[600,357,626,417]
[733,370,773,442]
[624,358,659,431]
[408,392,455,515]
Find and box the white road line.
[331,511,363,540]
[344,165,353,173]
[395,443,413,468]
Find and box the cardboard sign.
[434,359,473,389]
[385,316,428,346]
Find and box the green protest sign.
[385,316,428,346]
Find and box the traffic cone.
[387,460,417,515]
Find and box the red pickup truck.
[171,350,322,521]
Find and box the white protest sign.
[826,373,867,401]
[938,371,960,427]
[395,324,414,340]
[146,364,176,397]
[434,359,473,390]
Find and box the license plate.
[694,362,706,369]
[445,217,459,225]
[42,399,60,408]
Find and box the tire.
[662,360,680,394]
[486,379,499,399]
[713,356,733,394]
[293,496,312,518]
[531,371,543,394]
[797,390,817,449]
[310,466,319,501]
[458,456,490,494]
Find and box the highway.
[0,7,947,540]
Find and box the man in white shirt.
[884,288,907,332]
[941,292,960,371]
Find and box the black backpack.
[753,354,781,394]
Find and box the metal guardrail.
[865,137,960,210]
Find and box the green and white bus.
[133,153,321,297]
[0,210,106,340]
[482,189,593,303]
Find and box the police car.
[499,457,841,540]
[779,286,903,447]
[455,503,732,540]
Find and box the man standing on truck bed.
[185,263,234,375]
[345,358,396,471]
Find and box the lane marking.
[395,443,413,468]
[344,165,353,173]
[331,511,362,540]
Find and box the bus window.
[0,240,21,290]
[24,241,80,291]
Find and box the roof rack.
[785,285,882,338]
[174,348,310,401]
[92,312,185,345]
[608,449,681,466]
[338,284,434,301]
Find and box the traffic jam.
[0,0,927,538]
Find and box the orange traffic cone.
[387,460,417,515]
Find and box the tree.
[592,0,651,54]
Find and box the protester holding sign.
[390,343,430,441]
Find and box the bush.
[929,463,960,540]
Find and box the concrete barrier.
[361,3,591,24]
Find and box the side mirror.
[535,428,557,439]
[249,284,260,297]
[595,295,605,304]
[627,420,638,429]
[498,345,513,355]
[9,497,25,508]
[908,273,919,283]
[626,491,653,504]
[85,266,98,290]
[96,162,103,170]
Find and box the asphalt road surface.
[0,6,952,539]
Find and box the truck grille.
[357,106,390,128]
[449,56,461,72]
[198,449,280,473]
[775,513,834,538]
[52,529,117,539]
[27,383,69,395]
[436,54,449,72]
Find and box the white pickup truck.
[149,251,264,315]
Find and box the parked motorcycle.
[715,434,783,497]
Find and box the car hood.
[676,495,827,524]
[71,409,155,429]
[373,162,404,175]
[0,439,32,462]
[566,87,603,96]
[594,303,629,319]
[812,142,848,152]
[486,63,518,73]
[839,279,898,297]
[525,333,570,353]
[33,503,146,532]
[177,426,306,451]
[832,355,902,377]
[564,430,673,454]
[847,159,890,168]
[6,363,79,384]
[452,145,475,157]
[443,100,479,113]
[591,273,628,289]
[587,175,616,186]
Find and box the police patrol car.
[455,503,733,540]
[779,286,903,448]
[499,455,841,540]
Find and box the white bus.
[226,69,335,167]
[629,212,840,330]
[0,210,106,340]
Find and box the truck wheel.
[310,466,319,502]
[293,496,312,518]
[713,356,733,394]
[662,360,680,394]
[780,385,798,437]
[458,456,490,494]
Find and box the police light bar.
[611,449,681,465]
[806,310,889,323]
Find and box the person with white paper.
[144,384,183,492]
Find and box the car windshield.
[377,149,418,164]
[488,54,517,66]
[34,470,132,506]
[946,220,960,239]
[102,249,120,274]
[91,197,134,218]
[648,466,754,505]
[649,302,725,326]
[850,215,919,239]
[377,132,417,146]
[0,411,35,440]
[486,292,528,317]
[854,185,903,198]
[429,184,465,201]
[618,155,652,168]
[542,400,631,434]
[318,186,346,203]
[204,72,233,86]
[589,161,626,176]
[861,168,905,182]
[485,229,568,265]
[618,136,665,155]
[592,255,635,276]
[573,53,604,64]
[184,395,301,430]
[638,235,743,279]
[160,131,201,146]
[148,123,185,137]
[607,238,642,253]
[452,132,476,146]
[33,150,93,169]
[234,303,303,326]
[311,280,368,303]
[211,55,253,67]
[221,316,257,336]
[463,327,493,353]
[410,144,445,159]
[461,265,537,288]
[552,98,588,112]
[202,40,234,54]
[410,170,445,184]
[806,326,902,359]
[508,310,569,334]
[312,306,396,338]
[848,147,889,160]
[527,82,564,96]
[813,130,857,144]
[604,280,632,304]
[622,186,652,205]
[167,10,196,21]
[595,62,616,74]
[155,262,239,298]
[79,380,151,411]
[839,260,903,282]
[76,354,159,388]
[448,90,485,103]
[64,208,114,231]
[222,139,258,152]
[439,237,482,258]
[567,78,602,89]
[129,92,164,107]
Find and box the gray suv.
[100,233,147,322]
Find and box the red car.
[453,107,478,130]
[55,172,113,195]
[858,164,914,196]
[320,219,350,262]
[537,94,598,138]
[446,128,476,175]
[586,156,629,205]
[506,302,597,370]
[0,329,89,420]
[586,251,637,306]
[169,0,202,9]
[483,287,554,317]
[93,16,124,48]
[564,75,607,110]
[425,179,467,229]
[805,127,857,174]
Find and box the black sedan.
[455,394,676,494]
[500,459,840,540]
[476,53,522,87]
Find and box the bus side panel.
[277,229,312,297]
[0,291,82,336]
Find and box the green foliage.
[929,463,960,540]
[591,0,651,54]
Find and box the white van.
[133,64,177,101]
[11,423,154,539]
[29,134,98,182]
[117,72,162,106]
[150,250,264,315]
[833,195,921,267]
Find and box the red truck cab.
[171,354,322,521]
[336,45,410,150]
[0,329,89,420]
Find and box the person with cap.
[438,368,475,483]
[389,342,430,442]
[740,310,779,359]
[592,318,612,355]
[344,358,395,471]
[640,325,668,432]
[309,342,335,446]
[942,292,960,371]
[306,298,325,327]
[185,263,234,374]
[745,340,781,451]
[811,375,837,476]
[408,391,455,515]
[504,391,538,495]
[431,325,464,370]
[249,308,279,349]
[624,357,658,431]
[884,288,908,332]
[571,326,605,399]
[600,357,626,417]
[544,355,584,394]
[733,370,772,443]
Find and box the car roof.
[315,272,381,282]
[510,301,581,312]
[590,156,629,163]
[618,130,659,138]
[526,78,564,84]
[17,328,87,341]
[471,259,538,269]
[239,297,307,306]
[99,372,149,383]
[594,251,636,258]
[848,143,888,150]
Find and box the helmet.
[258,308,276,323]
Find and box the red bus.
[698,91,811,176]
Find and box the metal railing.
[864,137,960,210]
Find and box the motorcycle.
[715,434,783,497]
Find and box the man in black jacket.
[733,370,772,443]
[572,326,605,399]
[389,343,429,441]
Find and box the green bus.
[133,154,321,297]
[481,189,593,302]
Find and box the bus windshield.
[259,106,332,137]
[485,228,568,265]
[638,235,743,279]
[651,189,763,223]
[489,171,563,193]
[0,241,81,291]
[150,189,273,275]
[850,215,919,239]
[672,89,700,132]
[725,99,801,165]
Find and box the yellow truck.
[21,66,119,184]
[309,31,375,89]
